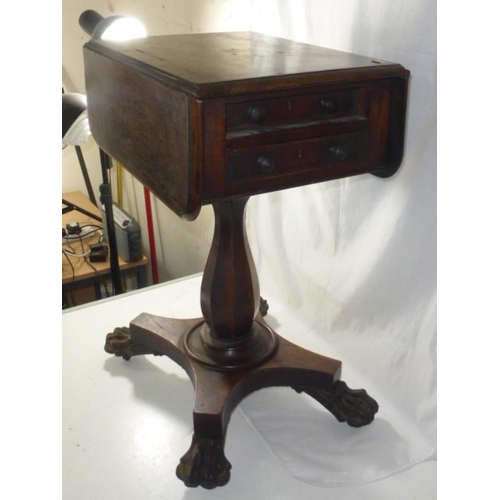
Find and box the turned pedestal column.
[105,197,379,489]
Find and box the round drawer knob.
[321,97,338,113]
[248,105,267,123]
[257,156,275,173]
[329,144,348,161]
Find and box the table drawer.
[226,88,364,130]
[227,131,368,184]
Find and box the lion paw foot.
[331,380,379,428]
[259,296,269,317]
[104,326,159,360]
[176,435,231,489]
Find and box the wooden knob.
[321,97,338,113]
[329,144,348,161]
[257,156,275,173]
[248,105,267,123]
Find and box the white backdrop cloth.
[64,0,436,491]
[241,0,437,488]
[63,275,436,499]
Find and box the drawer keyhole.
[257,156,275,173]
[248,105,267,123]
[329,144,348,161]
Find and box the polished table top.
[84,31,406,97]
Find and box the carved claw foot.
[330,380,379,427]
[295,380,378,428]
[176,435,232,489]
[259,296,269,317]
[104,326,161,360]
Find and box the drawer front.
[203,78,404,203]
[226,88,364,130]
[227,131,368,184]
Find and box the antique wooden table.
[83,31,409,489]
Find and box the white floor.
[62,275,436,499]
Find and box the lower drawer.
[227,131,368,184]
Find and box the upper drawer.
[226,88,366,130]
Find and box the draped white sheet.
[240,0,437,488]
[63,0,436,490]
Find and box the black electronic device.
[89,243,109,262]
[101,203,142,262]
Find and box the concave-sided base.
[105,314,379,489]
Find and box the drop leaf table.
[83,31,409,489]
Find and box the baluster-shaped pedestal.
[104,197,378,489]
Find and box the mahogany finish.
[84,32,408,219]
[84,31,409,489]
